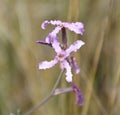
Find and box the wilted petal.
[66,40,85,55]
[39,59,58,69]
[61,60,72,82]
[72,83,84,106]
[64,22,84,35]
[70,57,80,74]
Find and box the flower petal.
[41,20,62,29]
[72,83,84,106]
[66,40,85,55]
[64,22,84,35]
[61,60,72,82]
[39,59,58,69]
[45,26,61,44]
[41,20,84,35]
[52,39,62,53]
[49,20,62,26]
[70,57,80,74]
[41,20,49,29]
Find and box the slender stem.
[51,69,65,93]
[24,69,65,115]
[54,87,73,95]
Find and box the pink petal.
[45,26,61,43]
[41,20,84,35]
[41,20,49,29]
[70,57,80,74]
[41,20,62,29]
[64,22,84,35]
[72,83,84,106]
[52,26,62,35]
[61,60,72,82]
[66,40,85,55]
[39,59,58,69]
[52,39,62,53]
[49,20,62,26]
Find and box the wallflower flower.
[39,39,85,82]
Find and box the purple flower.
[41,20,84,44]
[39,39,85,82]
[72,83,84,106]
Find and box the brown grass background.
[0,0,120,115]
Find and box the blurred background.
[0,0,120,115]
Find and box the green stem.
[24,69,65,115]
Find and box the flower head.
[41,20,84,44]
[39,39,85,82]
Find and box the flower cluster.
[37,20,85,106]
[37,20,85,82]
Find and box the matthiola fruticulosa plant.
[25,20,85,115]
